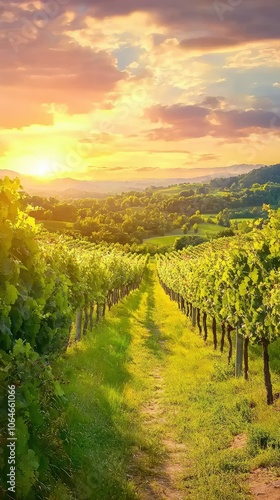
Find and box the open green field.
[156,183,205,195]
[144,234,183,246]
[156,185,189,194]
[230,218,256,223]
[198,222,225,234]
[57,265,280,499]
[144,222,225,246]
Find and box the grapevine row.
[0,179,147,355]
[0,178,147,497]
[156,208,280,405]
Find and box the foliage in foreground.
[0,340,71,498]
[0,177,146,497]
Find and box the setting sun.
[33,159,53,178]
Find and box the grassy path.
[57,265,280,500]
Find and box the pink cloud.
[4,1,280,52]
[72,0,280,50]
[145,104,211,140]
[0,26,126,126]
[144,103,280,141]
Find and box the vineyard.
[156,209,280,405]
[1,177,280,498]
[0,178,146,498]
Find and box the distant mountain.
[0,163,266,197]
[0,170,24,180]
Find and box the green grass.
[198,222,225,234]
[144,234,183,246]
[230,218,256,223]
[56,272,162,499]
[156,185,190,194]
[55,265,280,499]
[144,223,225,246]
[37,220,75,233]
[203,215,256,224]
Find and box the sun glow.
[33,159,53,178]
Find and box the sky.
[0,0,280,181]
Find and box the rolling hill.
[0,163,264,197]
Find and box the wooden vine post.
[75,310,83,341]
[235,327,243,377]
[262,339,273,405]
[212,317,217,350]
[83,308,89,335]
[203,312,208,341]
[192,306,197,327]
[227,324,233,364]
[220,321,226,352]
[89,304,94,331]
[197,308,202,335]
[244,338,249,380]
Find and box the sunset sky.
[1,0,280,180]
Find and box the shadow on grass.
[143,267,170,359]
[58,273,158,500]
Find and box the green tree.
[217,208,230,227]
[182,221,190,234]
